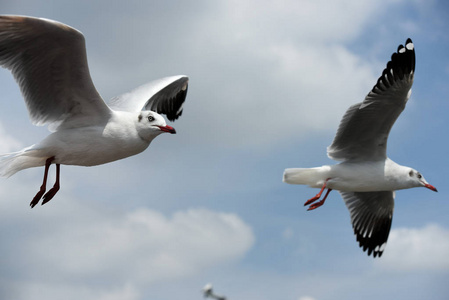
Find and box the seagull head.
[135,111,176,141]
[202,283,213,297]
[408,169,437,192]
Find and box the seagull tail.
[283,167,328,187]
[0,147,44,177]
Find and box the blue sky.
[0,0,448,299]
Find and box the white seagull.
[0,15,189,208]
[202,284,227,300]
[283,38,437,257]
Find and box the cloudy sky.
[1,0,449,299]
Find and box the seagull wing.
[327,38,415,161]
[339,191,395,258]
[108,75,188,121]
[0,15,111,128]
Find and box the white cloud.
[176,0,389,148]
[0,182,254,300]
[377,224,449,272]
[34,207,253,282]
[265,42,376,131]
[11,282,140,300]
[220,0,402,43]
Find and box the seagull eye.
[417,174,422,179]
[148,116,155,122]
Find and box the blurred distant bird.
[202,283,227,300]
[0,15,188,207]
[283,38,437,257]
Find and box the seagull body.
[0,15,188,207]
[27,111,153,167]
[285,159,424,192]
[283,38,437,257]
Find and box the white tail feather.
[283,167,329,187]
[0,148,44,177]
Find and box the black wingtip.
[355,217,391,258]
[371,38,415,94]
[146,77,189,122]
[166,85,188,122]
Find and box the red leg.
[30,157,54,208]
[42,163,60,205]
[307,188,332,211]
[304,178,330,206]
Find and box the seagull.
[0,15,189,208]
[202,284,227,300]
[283,38,437,257]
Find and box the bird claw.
[307,200,325,211]
[304,187,332,211]
[30,194,43,208]
[304,195,320,206]
[30,187,46,208]
[41,185,60,205]
[304,178,331,207]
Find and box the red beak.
[425,183,438,192]
[157,125,176,134]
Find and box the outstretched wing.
[340,191,395,257]
[327,39,415,162]
[0,15,110,127]
[108,75,188,121]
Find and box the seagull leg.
[41,163,60,205]
[304,178,330,206]
[30,157,54,208]
[307,188,332,211]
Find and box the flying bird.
[0,15,188,207]
[283,38,437,257]
[202,283,227,300]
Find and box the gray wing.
[108,75,188,121]
[340,191,395,258]
[327,38,415,161]
[0,15,110,127]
